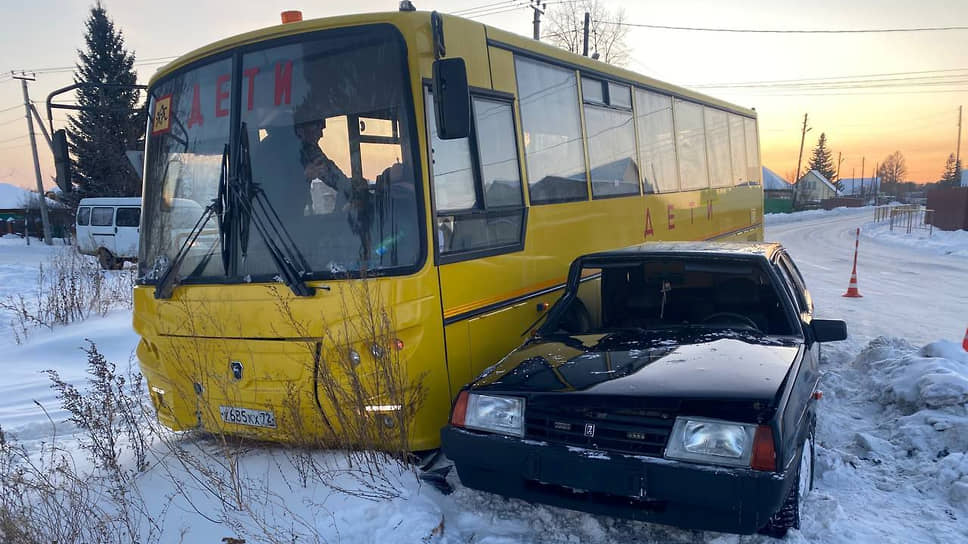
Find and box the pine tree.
[806,132,839,190]
[939,153,962,188]
[67,2,144,202]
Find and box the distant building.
[762,167,793,213]
[794,170,837,208]
[961,169,967,187]
[837,177,881,198]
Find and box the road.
[767,207,968,347]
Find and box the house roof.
[762,167,792,191]
[799,170,838,193]
[837,177,881,196]
[0,182,62,209]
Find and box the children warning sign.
[151,94,172,135]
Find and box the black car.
[441,242,847,537]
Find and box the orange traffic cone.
[843,227,863,298]
[962,327,968,352]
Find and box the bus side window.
[426,88,525,262]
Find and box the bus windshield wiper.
[231,126,318,296]
[154,145,229,299]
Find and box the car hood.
[473,330,802,405]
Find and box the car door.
[114,207,141,258]
[89,206,116,254]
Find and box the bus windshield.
[140,25,421,284]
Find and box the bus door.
[426,87,530,390]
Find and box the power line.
[0,134,27,145]
[453,1,517,16]
[688,68,968,89]
[596,20,968,34]
[0,104,22,114]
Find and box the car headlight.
[462,393,525,437]
[664,416,757,467]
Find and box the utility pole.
[582,11,591,56]
[957,105,963,168]
[13,72,52,245]
[530,1,546,40]
[836,151,843,182]
[873,162,879,203]
[792,113,809,209]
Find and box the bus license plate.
[219,405,277,428]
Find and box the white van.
[76,197,142,269]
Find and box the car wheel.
[97,248,116,270]
[759,434,813,538]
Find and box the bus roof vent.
[400,1,416,12]
[281,10,303,24]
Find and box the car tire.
[759,432,813,538]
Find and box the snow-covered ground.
[1,209,967,543]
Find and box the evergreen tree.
[939,153,962,188]
[806,132,839,190]
[67,2,144,202]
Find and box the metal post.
[531,1,545,40]
[13,73,53,245]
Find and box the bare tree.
[877,151,907,196]
[544,0,630,66]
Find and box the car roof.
[581,241,783,261]
[78,197,142,206]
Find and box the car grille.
[525,400,677,457]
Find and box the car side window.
[782,254,813,314]
[90,207,114,226]
[116,207,141,227]
[775,255,809,314]
[76,207,91,226]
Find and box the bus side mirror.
[52,129,72,193]
[432,58,470,140]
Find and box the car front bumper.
[441,426,793,535]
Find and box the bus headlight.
[665,416,756,467]
[463,393,525,437]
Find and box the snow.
[762,166,792,191]
[1,205,967,542]
[863,217,968,258]
[0,181,61,209]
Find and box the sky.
[0,0,965,191]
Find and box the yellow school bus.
[135,8,763,452]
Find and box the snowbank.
[764,206,871,226]
[843,337,968,511]
[863,219,968,258]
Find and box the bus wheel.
[97,248,117,270]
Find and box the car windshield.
[547,257,796,337]
[139,25,421,283]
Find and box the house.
[762,166,794,213]
[0,182,71,237]
[794,170,838,208]
[837,177,881,199]
[961,169,967,187]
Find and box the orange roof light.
[281,10,303,24]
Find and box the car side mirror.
[811,319,847,342]
[432,58,470,140]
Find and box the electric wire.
[596,20,968,34]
